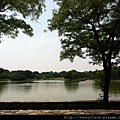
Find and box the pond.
[0,80,120,102]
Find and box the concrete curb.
[0,101,120,110]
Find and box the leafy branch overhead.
[48,0,120,66]
[0,0,45,39]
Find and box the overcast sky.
[0,0,102,72]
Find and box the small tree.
[48,0,120,107]
[0,0,45,40]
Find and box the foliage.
[0,69,10,79]
[10,71,26,80]
[48,0,120,65]
[111,66,120,79]
[32,71,42,80]
[0,67,120,81]
[64,70,79,80]
[0,0,45,40]
[0,66,120,81]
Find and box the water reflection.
[93,80,120,94]
[64,80,80,92]
[0,82,9,94]
[18,83,32,93]
[109,81,120,95]
[6,82,33,93]
[93,79,120,100]
[0,80,119,101]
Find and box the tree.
[33,71,41,79]
[0,0,45,40]
[48,0,120,107]
[24,70,33,79]
[64,70,80,80]
[10,71,26,80]
[0,69,10,80]
[0,68,4,74]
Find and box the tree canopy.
[0,67,120,81]
[48,0,120,107]
[0,0,45,40]
[48,0,120,65]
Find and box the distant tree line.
[0,67,120,81]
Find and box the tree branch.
[0,0,9,12]
[91,23,100,45]
[0,6,11,12]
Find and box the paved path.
[0,109,120,115]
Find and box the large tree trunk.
[103,68,111,108]
[102,57,112,109]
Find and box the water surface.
[0,80,119,102]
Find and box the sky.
[0,0,102,73]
